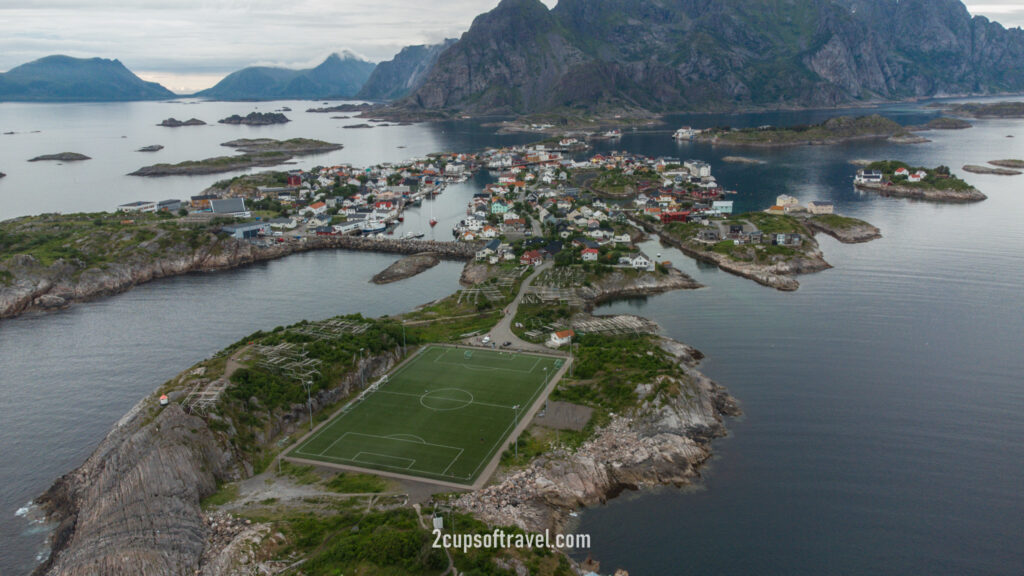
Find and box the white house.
[619,252,654,271]
[581,248,599,262]
[117,201,157,213]
[549,329,575,347]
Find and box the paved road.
[470,261,553,353]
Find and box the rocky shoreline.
[580,267,702,307]
[803,218,882,244]
[633,218,829,291]
[455,337,739,533]
[855,181,987,202]
[0,236,477,320]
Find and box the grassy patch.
[324,473,388,494]
[201,483,240,509]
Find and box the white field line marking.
[378,389,514,411]
[353,452,415,469]
[466,358,559,480]
[298,452,472,481]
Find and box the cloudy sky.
[0,0,1021,93]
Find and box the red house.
[661,211,691,224]
[287,174,302,187]
[520,250,543,266]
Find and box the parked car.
[482,336,491,344]
[502,341,512,347]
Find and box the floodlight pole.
[359,348,366,388]
[302,380,313,431]
[513,404,520,458]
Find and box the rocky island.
[855,161,987,202]
[930,101,1024,118]
[29,249,734,576]
[989,159,1024,169]
[136,144,163,152]
[128,138,342,176]
[696,115,917,147]
[962,164,1021,176]
[158,117,206,127]
[27,152,90,162]
[218,112,290,125]
[370,252,441,284]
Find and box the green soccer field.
[289,345,564,484]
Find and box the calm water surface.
[1,100,1023,575]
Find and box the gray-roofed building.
[210,198,250,218]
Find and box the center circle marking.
[420,388,474,411]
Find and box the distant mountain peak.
[0,54,174,102]
[195,53,375,100]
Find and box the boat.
[673,126,700,140]
[429,218,438,227]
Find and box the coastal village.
[111,133,862,296]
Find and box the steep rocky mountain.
[0,55,175,102]
[195,52,376,100]
[408,0,1024,114]
[356,39,456,100]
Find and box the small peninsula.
[371,253,441,284]
[129,138,341,176]
[218,112,290,125]
[27,152,90,162]
[855,161,987,202]
[158,117,206,127]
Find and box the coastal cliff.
[34,342,406,576]
[455,337,739,532]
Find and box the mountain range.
[193,52,375,100]
[405,0,1024,114]
[0,55,175,102]
[5,0,1024,112]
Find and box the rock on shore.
[804,218,882,244]
[579,268,702,306]
[371,252,440,284]
[454,337,739,533]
